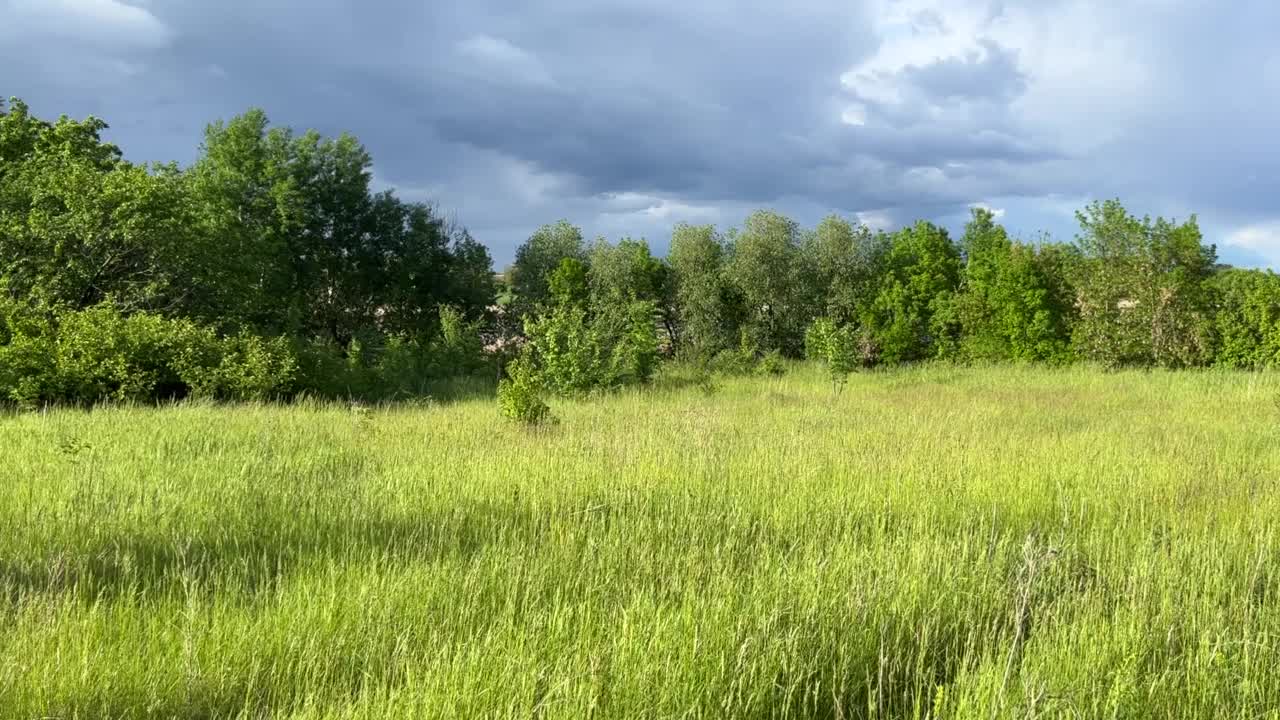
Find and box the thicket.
[4,96,1280,409]
[0,98,496,406]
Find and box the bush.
[434,305,489,376]
[0,304,296,408]
[1209,269,1280,369]
[804,317,836,362]
[757,349,787,377]
[805,317,859,390]
[287,306,494,401]
[178,332,297,401]
[524,300,659,396]
[498,353,553,425]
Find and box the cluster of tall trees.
[507,203,1280,383]
[0,98,495,406]
[4,97,1279,408]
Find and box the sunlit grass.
[1,364,1278,719]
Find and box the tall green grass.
[1,364,1278,719]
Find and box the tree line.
[2,97,1279,410]
[0,98,495,407]
[494,201,1279,419]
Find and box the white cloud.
[840,104,867,126]
[456,34,556,88]
[841,0,1154,152]
[969,201,1006,220]
[1,0,173,49]
[856,210,894,230]
[598,192,720,225]
[1226,222,1280,267]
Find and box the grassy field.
[1,365,1279,719]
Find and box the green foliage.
[185,110,490,341]
[523,299,659,396]
[434,305,488,376]
[1071,199,1216,368]
[756,349,787,377]
[804,216,887,327]
[953,209,1075,363]
[725,210,813,356]
[0,304,296,408]
[1208,269,1280,368]
[804,317,836,362]
[510,220,586,314]
[0,98,498,406]
[497,352,552,425]
[587,237,666,304]
[588,237,676,350]
[861,221,962,364]
[0,107,193,314]
[7,95,1280,414]
[826,324,859,390]
[523,305,603,395]
[668,223,731,360]
[805,317,859,390]
[288,306,492,400]
[178,332,299,402]
[707,348,757,376]
[547,257,590,308]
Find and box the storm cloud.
[3,0,1279,267]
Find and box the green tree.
[953,208,1074,362]
[861,221,961,363]
[587,237,673,350]
[1071,200,1215,367]
[0,105,195,315]
[725,210,811,356]
[445,228,498,317]
[184,109,291,331]
[803,215,887,327]
[510,220,587,314]
[548,257,590,308]
[187,109,491,343]
[668,223,731,359]
[587,237,664,302]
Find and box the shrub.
[524,299,658,396]
[804,317,836,362]
[288,306,493,401]
[0,304,296,408]
[498,353,553,425]
[178,332,297,401]
[827,324,859,391]
[1208,269,1280,369]
[805,317,859,390]
[434,305,489,376]
[757,349,787,377]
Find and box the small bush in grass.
[757,349,787,377]
[827,325,859,392]
[806,317,859,392]
[804,317,836,361]
[695,368,720,396]
[498,353,553,425]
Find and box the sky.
[3,0,1279,269]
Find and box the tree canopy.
[4,95,1279,408]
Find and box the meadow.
[1,365,1279,719]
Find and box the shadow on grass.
[0,375,499,417]
[0,497,540,604]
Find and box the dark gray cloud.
[2,0,1280,266]
[896,39,1027,103]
